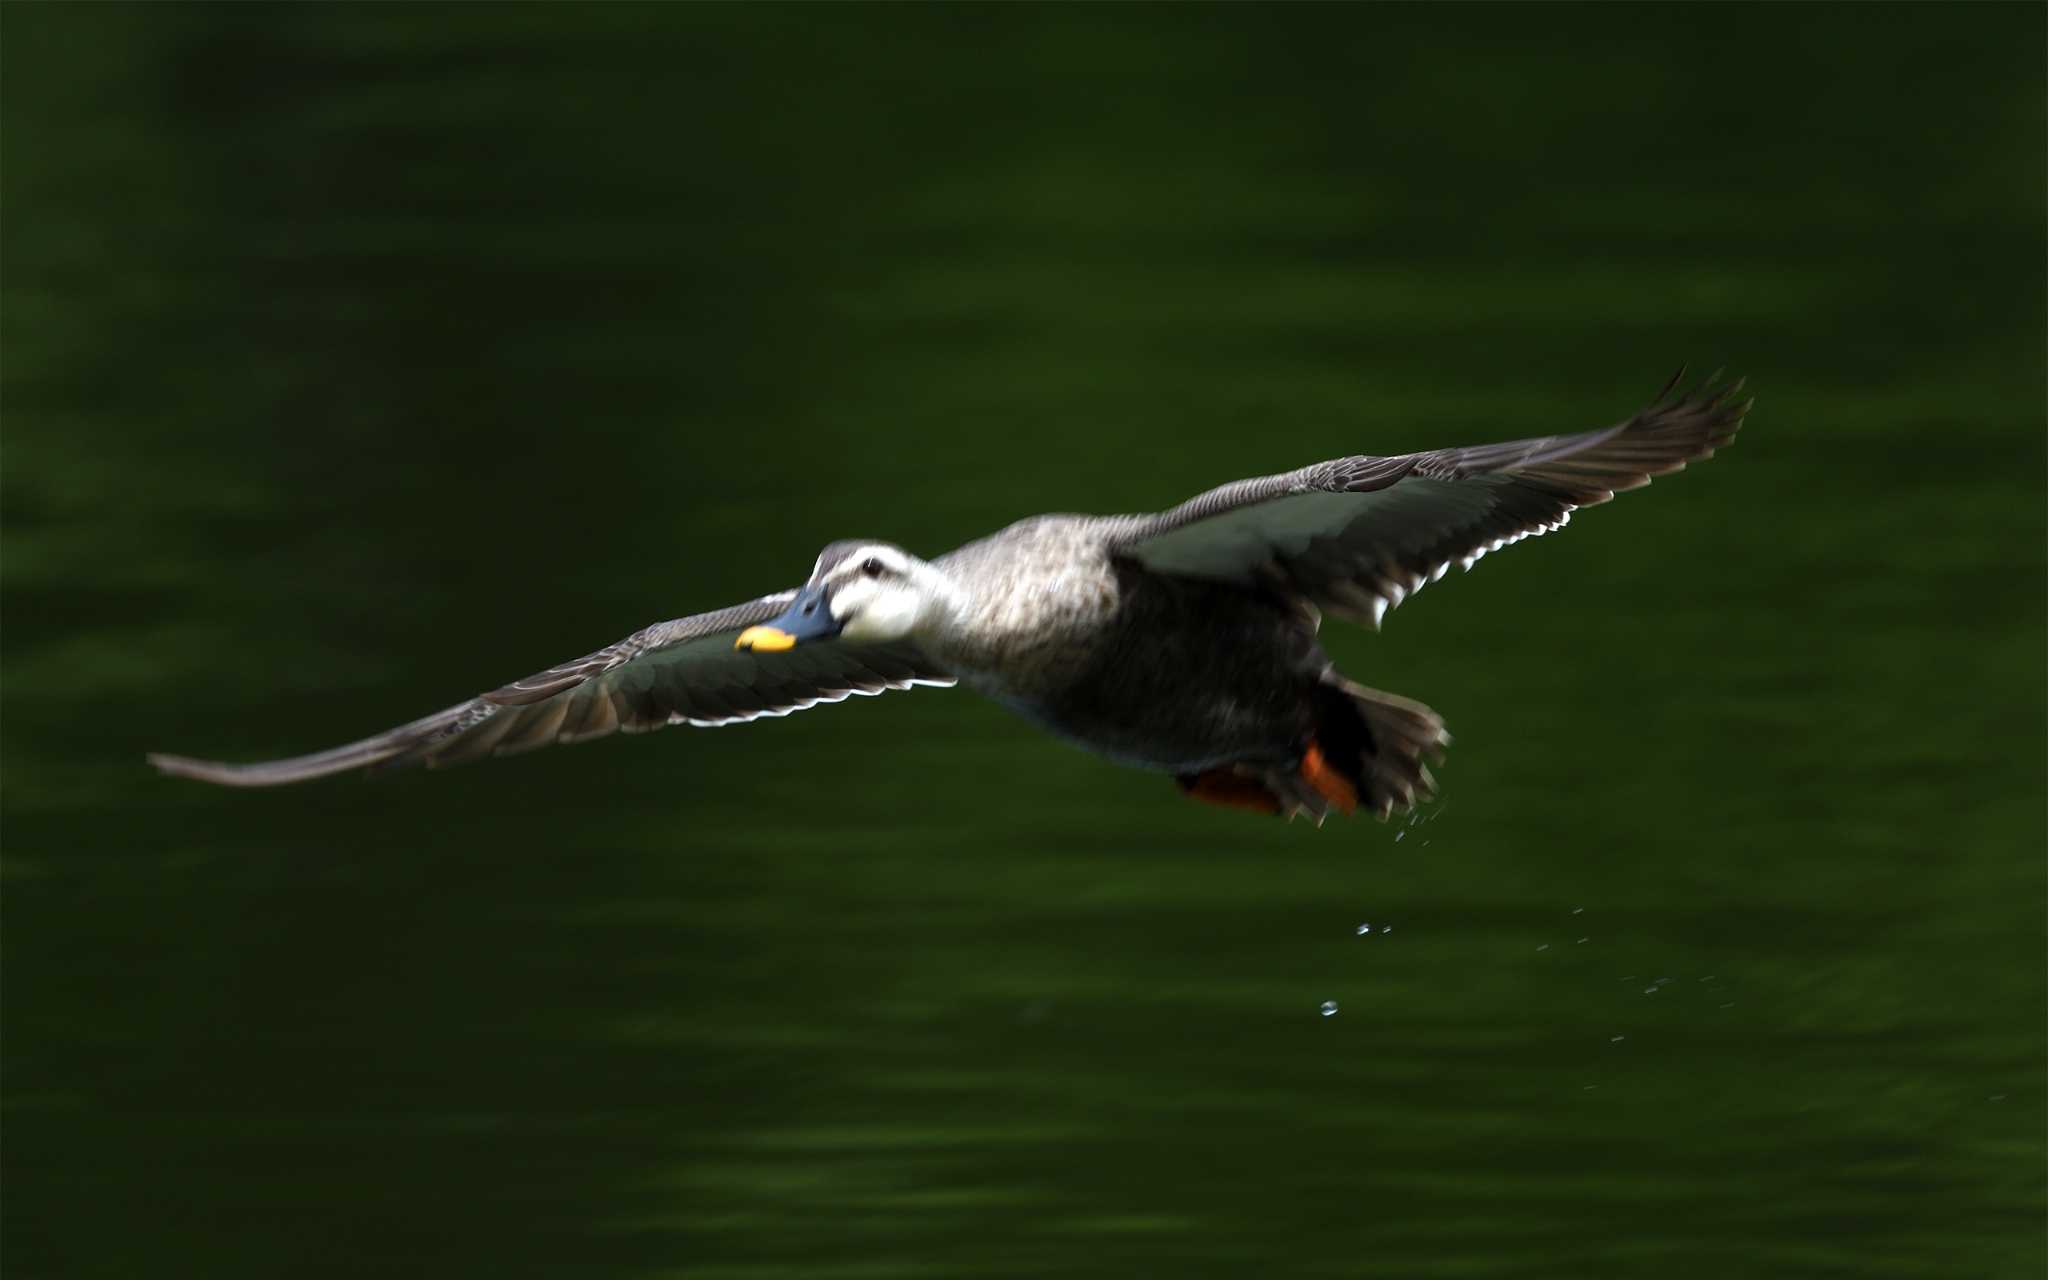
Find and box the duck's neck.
[910,563,973,645]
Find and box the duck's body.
[149,373,1748,822]
[937,518,1320,771]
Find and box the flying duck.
[149,372,1748,821]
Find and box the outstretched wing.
[148,590,956,787]
[1109,372,1748,628]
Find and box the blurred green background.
[4,5,2042,1277]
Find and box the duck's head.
[735,541,959,652]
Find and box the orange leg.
[1176,768,1282,816]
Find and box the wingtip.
[146,751,277,787]
[147,752,210,781]
[148,752,226,780]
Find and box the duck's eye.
[861,558,885,578]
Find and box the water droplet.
[1571,907,1584,915]
[1989,1094,2007,1102]
[1355,922,1373,935]
[1536,944,1550,952]
[1719,1002,1734,1009]
[1319,1000,1339,1017]
[1582,1085,1598,1091]
[1643,986,1658,995]
[1394,830,1406,843]
[1609,1035,1626,1043]
[1379,925,1393,934]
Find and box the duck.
[149,371,1748,822]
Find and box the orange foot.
[1176,767,1281,816]
[1298,741,1359,815]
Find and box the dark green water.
[5,6,2043,1276]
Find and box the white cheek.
[839,589,919,642]
[830,582,876,624]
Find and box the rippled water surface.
[5,7,2043,1277]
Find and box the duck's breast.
[929,516,1124,697]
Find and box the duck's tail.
[1176,677,1450,824]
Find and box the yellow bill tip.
[735,625,797,653]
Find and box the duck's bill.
[734,625,797,652]
[734,586,842,652]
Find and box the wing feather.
[148,589,956,787]
[1111,372,1747,627]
